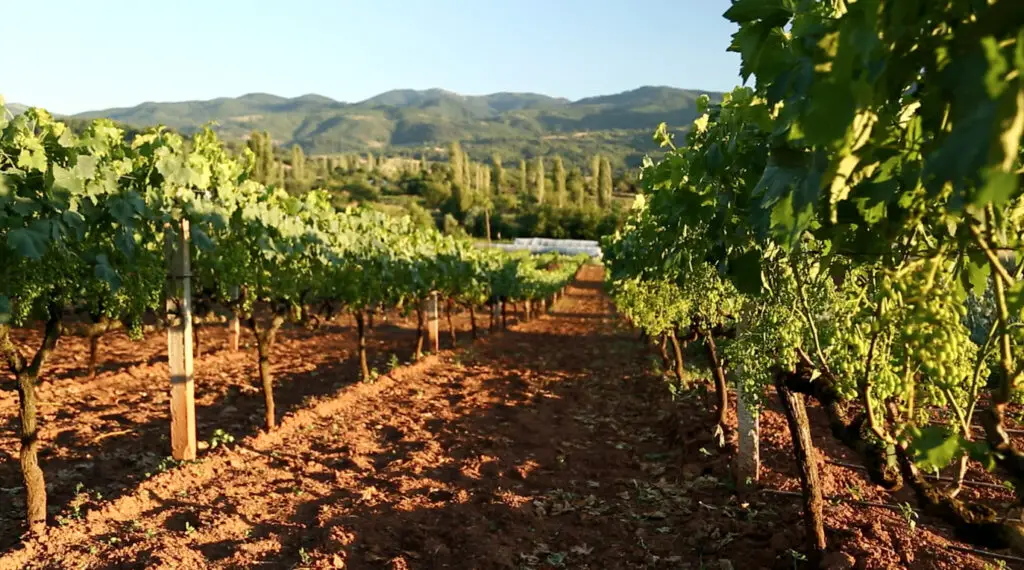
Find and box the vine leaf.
[1005,280,1024,318]
[907,425,964,471]
[7,222,51,259]
[963,254,991,297]
[94,254,121,290]
[727,249,763,296]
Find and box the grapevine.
[601,0,1024,558]
[0,99,585,535]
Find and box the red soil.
[0,265,1015,569]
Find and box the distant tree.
[478,163,494,242]
[552,155,566,208]
[422,180,453,208]
[518,159,528,197]
[275,158,286,188]
[599,156,613,208]
[480,163,491,196]
[491,153,505,192]
[290,145,306,181]
[420,154,428,173]
[366,152,376,171]
[534,156,545,204]
[567,166,584,207]
[442,213,463,236]
[449,142,465,188]
[590,155,601,197]
[450,177,473,216]
[344,176,380,202]
[407,202,436,229]
[246,131,276,185]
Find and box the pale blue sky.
[2,0,742,114]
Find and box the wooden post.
[165,219,197,461]
[229,314,240,351]
[735,383,759,488]
[427,293,440,353]
[229,286,240,352]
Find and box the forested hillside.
[72,86,721,168]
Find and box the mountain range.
[16,86,722,166]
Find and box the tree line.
[243,130,629,241]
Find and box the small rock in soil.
[822,551,856,570]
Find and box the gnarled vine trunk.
[469,305,478,340]
[2,309,62,534]
[87,335,100,379]
[501,300,508,329]
[783,368,902,490]
[414,306,425,360]
[193,318,201,359]
[657,334,673,378]
[355,311,370,381]
[894,441,1024,550]
[249,312,286,431]
[774,373,826,565]
[704,333,728,430]
[668,329,686,386]
[445,298,456,347]
[84,315,114,379]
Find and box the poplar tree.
[534,157,545,204]
[590,155,601,198]
[462,155,472,191]
[567,167,585,206]
[518,159,528,197]
[246,131,276,185]
[553,155,566,208]
[599,156,614,208]
[449,142,465,188]
[290,145,306,181]
[491,153,505,192]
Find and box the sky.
[1,0,743,115]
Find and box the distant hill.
[5,102,29,116]
[70,86,721,167]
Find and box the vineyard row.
[601,0,1024,563]
[0,104,587,535]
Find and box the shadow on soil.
[0,307,520,553]
[70,284,787,569]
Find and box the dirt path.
[0,266,1002,569]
